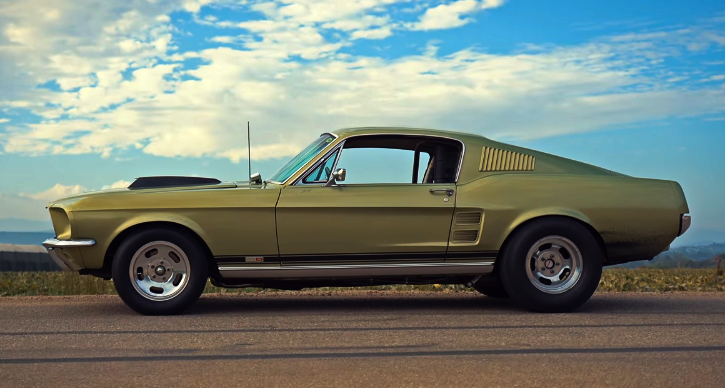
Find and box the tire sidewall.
[112,228,208,315]
[499,218,603,312]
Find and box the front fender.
[74,211,210,269]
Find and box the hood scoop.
[128,176,222,190]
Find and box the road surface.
[1,291,724,387]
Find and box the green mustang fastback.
[42,127,691,315]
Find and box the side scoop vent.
[480,147,536,172]
[456,212,482,225]
[452,230,479,243]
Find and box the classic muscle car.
[42,127,691,315]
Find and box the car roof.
[330,126,488,144]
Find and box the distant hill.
[0,231,55,246]
[616,242,725,269]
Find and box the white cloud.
[22,183,87,202]
[202,1,406,56]
[209,35,237,44]
[0,118,9,123]
[0,0,187,108]
[410,0,492,31]
[0,0,724,165]
[481,0,506,9]
[351,27,393,40]
[5,33,725,163]
[101,180,132,190]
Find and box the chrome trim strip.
[288,131,466,186]
[42,238,96,248]
[218,261,493,279]
[678,214,691,237]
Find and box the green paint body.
[45,127,689,270]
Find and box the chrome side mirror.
[250,172,262,185]
[325,168,346,186]
[332,168,346,182]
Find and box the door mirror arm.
[325,168,347,187]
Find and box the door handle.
[429,188,454,196]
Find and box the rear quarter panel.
[455,174,689,264]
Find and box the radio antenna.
[247,121,252,180]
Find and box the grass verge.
[1,269,723,297]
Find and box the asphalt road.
[1,291,725,388]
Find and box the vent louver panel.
[452,230,479,243]
[480,147,536,172]
[456,212,482,225]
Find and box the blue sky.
[0,0,724,245]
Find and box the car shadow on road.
[180,292,725,316]
[188,293,522,316]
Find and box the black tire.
[498,217,603,313]
[112,228,209,315]
[471,283,510,298]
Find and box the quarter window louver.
[480,147,536,172]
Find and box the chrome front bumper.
[42,238,96,271]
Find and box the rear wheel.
[498,218,603,313]
[112,228,208,315]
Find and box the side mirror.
[250,172,262,185]
[332,168,346,182]
[325,168,346,186]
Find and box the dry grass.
[1,268,724,297]
[599,268,725,292]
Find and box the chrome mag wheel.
[525,235,583,294]
[128,241,191,301]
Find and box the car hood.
[47,180,245,208]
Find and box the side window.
[302,149,339,184]
[335,148,430,184]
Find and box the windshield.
[267,134,336,183]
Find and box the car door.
[275,135,460,264]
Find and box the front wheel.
[112,228,209,315]
[498,218,603,313]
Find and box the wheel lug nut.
[541,267,546,271]
[151,265,155,269]
[550,270,555,274]
[162,277,166,281]
[556,262,560,266]
[152,275,156,278]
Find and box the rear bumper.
[42,238,95,271]
[678,214,692,237]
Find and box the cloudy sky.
[0,0,723,244]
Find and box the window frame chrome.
[295,144,344,185]
[290,132,466,186]
[266,132,339,185]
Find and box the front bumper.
[42,238,96,271]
